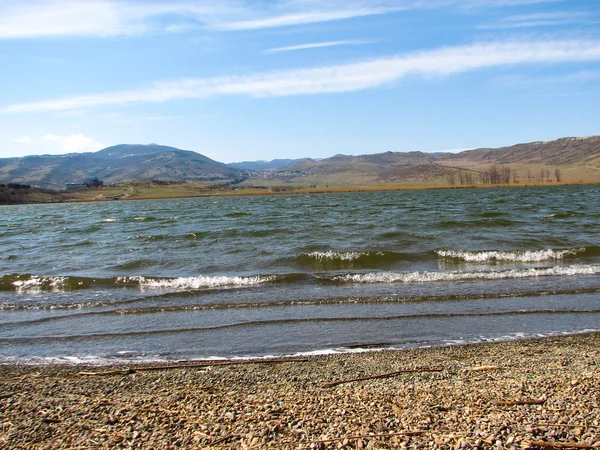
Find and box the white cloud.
[42,133,103,153]
[478,10,594,29]
[0,0,238,38]
[3,39,600,113]
[266,40,371,53]
[215,7,398,31]
[13,135,32,144]
[0,0,565,39]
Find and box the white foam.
[436,248,583,263]
[12,276,66,293]
[136,274,275,290]
[331,264,600,284]
[307,251,380,261]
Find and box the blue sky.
[1,0,599,163]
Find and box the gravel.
[1,333,599,449]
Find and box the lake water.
[1,185,599,364]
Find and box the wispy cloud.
[0,0,565,39]
[266,40,371,53]
[496,69,600,87]
[0,0,238,38]
[13,135,32,144]
[42,133,103,153]
[478,10,593,29]
[215,7,398,31]
[3,39,600,113]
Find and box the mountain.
[0,144,243,188]
[228,158,312,171]
[1,136,599,189]
[439,136,600,165]
[255,136,600,186]
[271,151,453,184]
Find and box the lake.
[1,185,599,364]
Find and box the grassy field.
[2,165,599,205]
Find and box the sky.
[0,0,599,163]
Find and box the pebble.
[1,333,599,449]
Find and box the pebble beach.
[1,333,599,449]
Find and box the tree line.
[447,166,562,186]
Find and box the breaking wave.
[324,264,600,284]
[436,248,586,263]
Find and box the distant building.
[85,178,104,188]
[65,183,88,190]
[65,178,104,190]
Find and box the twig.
[41,417,62,424]
[537,422,600,429]
[463,365,504,372]
[497,398,546,406]
[211,434,236,445]
[76,358,309,376]
[313,431,426,443]
[0,393,15,399]
[526,441,597,449]
[324,368,443,387]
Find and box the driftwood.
[211,434,236,445]
[323,368,443,388]
[537,422,600,429]
[76,358,309,376]
[527,441,598,449]
[463,365,503,372]
[498,398,546,406]
[313,430,426,443]
[41,418,62,424]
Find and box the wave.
[293,250,429,268]
[323,264,600,284]
[4,310,599,343]
[0,273,290,293]
[136,274,276,290]
[436,248,586,263]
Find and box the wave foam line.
[134,274,276,290]
[328,264,600,284]
[11,276,67,293]
[306,251,379,262]
[436,248,584,263]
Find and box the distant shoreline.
[2,180,599,205]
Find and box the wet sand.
[1,333,599,449]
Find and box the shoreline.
[3,180,599,205]
[2,332,599,449]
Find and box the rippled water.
[1,185,599,363]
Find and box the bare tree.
[447,172,456,186]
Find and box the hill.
[245,136,600,188]
[228,158,312,171]
[0,144,243,188]
[440,136,600,165]
[1,136,599,190]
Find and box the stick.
[41,418,62,424]
[537,423,600,429]
[0,393,15,399]
[526,441,597,449]
[497,398,546,406]
[313,431,426,443]
[324,368,443,387]
[463,365,503,372]
[76,358,310,376]
[211,434,236,445]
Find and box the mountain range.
[1,136,599,188]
